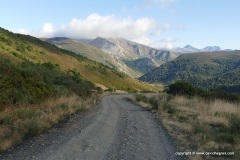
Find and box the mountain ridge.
[171,45,230,53]
[47,37,180,77]
[139,51,240,90]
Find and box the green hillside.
[139,51,240,90]
[0,27,159,92]
[124,57,161,74]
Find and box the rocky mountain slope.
[84,37,178,62]
[47,37,180,77]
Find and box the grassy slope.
[47,38,117,68]
[46,38,142,78]
[0,28,160,92]
[139,51,240,89]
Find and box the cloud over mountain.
[17,13,175,48]
[57,14,158,39]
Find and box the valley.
[46,37,179,78]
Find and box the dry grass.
[0,94,98,152]
[133,93,240,160]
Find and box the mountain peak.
[172,45,229,53]
[184,45,197,49]
[203,46,221,51]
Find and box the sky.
[1,0,239,49]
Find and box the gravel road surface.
[0,95,181,160]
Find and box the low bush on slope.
[0,58,96,105]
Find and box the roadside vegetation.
[134,81,240,159]
[0,58,99,152]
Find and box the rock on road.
[0,95,181,160]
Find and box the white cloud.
[161,37,176,43]
[162,43,175,49]
[132,36,156,47]
[39,23,55,37]
[159,37,177,49]
[16,13,178,48]
[18,23,55,38]
[55,14,159,40]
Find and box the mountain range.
[47,37,180,77]
[47,37,234,79]
[171,45,231,53]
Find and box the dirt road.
[0,95,181,160]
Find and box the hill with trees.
[139,51,240,91]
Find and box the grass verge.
[0,94,98,152]
[132,93,240,160]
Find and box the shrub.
[135,94,142,101]
[167,106,177,115]
[214,133,235,144]
[149,97,158,110]
[23,118,41,138]
[229,115,240,135]
[135,94,147,102]
[193,122,206,134]
[26,45,33,51]
[167,80,196,96]
[106,87,116,92]
[112,69,128,78]
[16,44,26,52]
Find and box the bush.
[135,94,147,102]
[106,87,116,92]
[193,122,206,134]
[167,80,196,96]
[135,94,142,101]
[229,115,240,135]
[149,97,158,110]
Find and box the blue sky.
[1,0,239,49]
